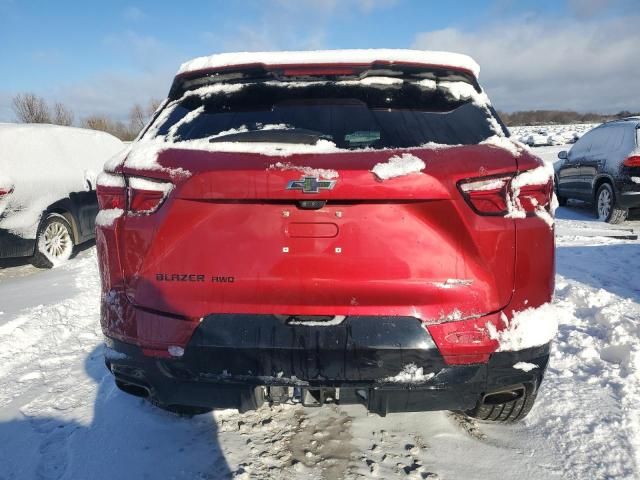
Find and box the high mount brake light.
[623,155,640,167]
[96,173,173,215]
[459,171,553,216]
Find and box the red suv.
[96,50,555,421]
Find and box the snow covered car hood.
[0,123,124,238]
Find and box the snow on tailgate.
[371,153,426,180]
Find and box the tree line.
[498,110,640,126]
[11,93,161,141]
[11,93,640,136]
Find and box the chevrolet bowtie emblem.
[286,176,336,194]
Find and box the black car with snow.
[555,117,640,223]
[0,124,124,267]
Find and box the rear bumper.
[615,177,640,209]
[0,228,35,259]
[104,314,550,416]
[618,190,640,209]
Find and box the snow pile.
[506,163,556,226]
[371,153,425,180]
[178,49,481,78]
[382,363,435,383]
[287,316,346,326]
[269,162,339,180]
[513,362,538,372]
[438,81,477,101]
[95,208,124,227]
[121,137,344,173]
[0,124,124,238]
[480,135,523,157]
[510,123,599,147]
[487,303,563,352]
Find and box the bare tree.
[12,93,51,123]
[82,115,137,141]
[129,98,162,135]
[129,103,147,132]
[148,98,162,115]
[52,102,74,126]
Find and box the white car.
[0,124,124,267]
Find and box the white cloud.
[204,0,398,53]
[412,16,640,112]
[123,6,145,22]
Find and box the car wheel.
[465,385,537,423]
[31,213,75,268]
[596,183,628,224]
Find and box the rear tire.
[596,183,627,224]
[465,385,538,423]
[554,177,568,206]
[31,213,75,268]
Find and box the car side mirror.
[558,150,568,160]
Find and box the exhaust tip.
[115,379,150,398]
[482,386,525,406]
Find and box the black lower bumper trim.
[104,315,550,415]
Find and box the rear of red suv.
[96,49,555,420]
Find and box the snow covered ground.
[1,145,639,479]
[510,123,598,147]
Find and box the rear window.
[144,78,504,150]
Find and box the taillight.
[515,180,553,212]
[96,173,126,210]
[623,155,640,167]
[0,186,13,197]
[459,167,553,216]
[96,173,173,214]
[459,176,511,214]
[127,177,173,214]
[427,314,502,365]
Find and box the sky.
[0,0,638,123]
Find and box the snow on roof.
[0,122,120,139]
[177,49,480,78]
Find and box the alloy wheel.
[42,220,73,260]
[597,188,612,221]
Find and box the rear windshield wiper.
[209,128,330,145]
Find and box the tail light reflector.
[96,173,173,214]
[127,177,173,214]
[623,155,640,167]
[427,314,502,365]
[459,169,553,216]
[516,179,553,212]
[459,176,511,214]
[97,173,126,210]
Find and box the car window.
[587,127,612,156]
[618,125,637,154]
[569,129,594,159]
[147,80,504,149]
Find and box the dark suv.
[555,118,640,223]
